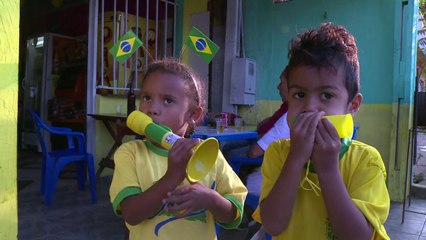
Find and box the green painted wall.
[240,0,418,201]
[243,0,396,104]
[0,0,19,238]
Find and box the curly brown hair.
[142,58,206,137]
[285,22,360,102]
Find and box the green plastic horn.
[126,110,219,182]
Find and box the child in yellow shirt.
[253,22,390,240]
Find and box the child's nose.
[147,102,160,115]
[302,97,318,112]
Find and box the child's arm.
[163,182,238,223]
[260,111,322,235]
[312,119,373,240]
[120,138,201,225]
[247,143,264,158]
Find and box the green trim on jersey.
[146,140,169,156]
[113,186,142,216]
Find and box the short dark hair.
[285,22,360,101]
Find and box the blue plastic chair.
[30,111,97,206]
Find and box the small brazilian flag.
[185,27,219,63]
[109,30,143,64]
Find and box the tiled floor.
[17,142,426,240]
[386,198,426,239]
[385,130,426,240]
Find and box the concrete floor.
[17,151,125,240]
[16,131,426,239]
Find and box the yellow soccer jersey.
[110,140,247,240]
[253,139,390,240]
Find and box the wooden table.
[88,113,140,176]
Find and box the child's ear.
[189,107,204,123]
[348,93,363,114]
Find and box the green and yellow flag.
[109,30,143,63]
[185,27,219,63]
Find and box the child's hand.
[163,182,213,218]
[311,118,341,172]
[164,138,201,183]
[288,111,324,166]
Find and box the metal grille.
[97,0,177,94]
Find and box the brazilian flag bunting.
[109,30,143,63]
[185,27,219,63]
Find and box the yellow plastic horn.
[127,110,219,182]
[322,114,354,139]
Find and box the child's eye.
[293,92,304,99]
[142,95,151,102]
[321,92,334,100]
[164,98,174,104]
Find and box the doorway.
[410,6,426,194]
[411,89,426,192]
[18,1,90,153]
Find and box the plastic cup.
[322,114,354,139]
[215,118,225,133]
[234,117,243,130]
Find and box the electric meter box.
[230,58,256,105]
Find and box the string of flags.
[109,26,219,64]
